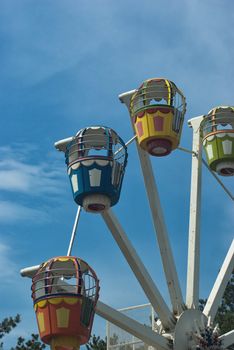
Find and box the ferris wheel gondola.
[32,256,99,350]
[202,106,234,176]
[55,126,128,213]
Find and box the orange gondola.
[32,256,99,350]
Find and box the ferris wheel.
[21,78,234,350]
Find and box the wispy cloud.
[0,241,37,347]
[0,145,65,195]
[0,144,66,224]
[0,201,49,224]
[0,242,17,282]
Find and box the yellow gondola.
[130,78,186,156]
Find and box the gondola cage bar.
[130,78,186,156]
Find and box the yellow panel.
[35,297,81,308]
[37,312,45,333]
[135,110,180,150]
[65,297,81,305]
[56,307,70,328]
[36,300,47,308]
[57,257,71,262]
[49,298,63,305]
[139,115,150,141]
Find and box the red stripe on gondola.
[135,107,172,118]
[136,121,144,137]
[153,116,164,131]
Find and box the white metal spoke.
[219,330,234,348]
[114,135,137,156]
[186,116,204,309]
[203,240,234,322]
[67,206,82,256]
[96,300,170,350]
[135,147,185,315]
[119,91,185,316]
[177,146,195,155]
[102,209,175,331]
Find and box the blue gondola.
[56,126,128,213]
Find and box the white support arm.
[67,206,82,256]
[54,136,74,152]
[186,116,204,309]
[20,264,40,278]
[102,209,175,331]
[119,91,184,316]
[96,300,170,350]
[203,240,234,322]
[219,330,234,348]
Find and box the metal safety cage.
[106,303,155,350]
[32,256,99,302]
[66,126,127,167]
[130,78,186,156]
[201,106,234,176]
[31,256,99,348]
[65,126,128,212]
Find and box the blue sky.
[0,0,233,347]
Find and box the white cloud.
[0,144,66,224]
[0,242,17,282]
[0,201,49,224]
[0,242,36,346]
[0,145,65,195]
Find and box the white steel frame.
[97,301,170,350]
[186,116,204,309]
[203,240,234,322]
[101,209,174,331]
[20,88,234,350]
[105,303,155,350]
[67,206,82,256]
